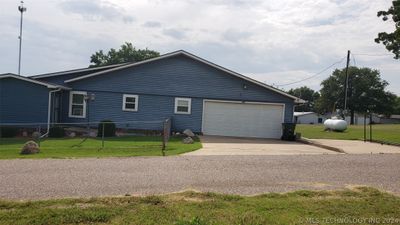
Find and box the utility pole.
[18,1,27,75]
[343,50,351,113]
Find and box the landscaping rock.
[20,141,40,155]
[183,129,195,137]
[68,132,76,138]
[182,137,194,144]
[32,131,41,140]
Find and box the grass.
[296,124,400,143]
[0,136,202,159]
[0,187,399,225]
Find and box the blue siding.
[62,55,294,132]
[0,78,49,124]
[62,91,203,132]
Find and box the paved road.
[0,154,399,200]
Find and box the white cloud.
[0,0,398,94]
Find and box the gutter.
[40,88,62,138]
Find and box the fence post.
[162,118,171,156]
[102,122,105,149]
[369,113,372,142]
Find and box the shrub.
[98,120,116,137]
[0,127,19,138]
[49,126,65,138]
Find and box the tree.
[375,0,400,59]
[288,86,320,112]
[394,95,400,114]
[89,42,160,67]
[316,67,396,124]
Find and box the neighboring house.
[294,112,326,124]
[375,114,400,124]
[1,50,304,139]
[0,74,70,126]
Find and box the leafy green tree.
[375,0,400,59]
[90,42,160,67]
[288,86,320,112]
[316,67,396,124]
[393,96,400,114]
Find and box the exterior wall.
[62,55,295,132]
[344,116,370,125]
[295,114,319,124]
[0,78,49,124]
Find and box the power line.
[275,56,346,87]
[352,53,393,56]
[351,52,357,67]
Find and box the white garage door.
[202,101,284,138]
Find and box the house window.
[69,91,87,118]
[175,98,191,114]
[123,94,138,111]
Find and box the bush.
[98,120,116,137]
[49,126,65,138]
[0,127,19,138]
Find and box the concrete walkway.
[184,136,338,155]
[309,139,400,154]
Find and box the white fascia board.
[0,74,65,89]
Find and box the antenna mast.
[18,1,27,75]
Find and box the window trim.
[122,94,139,112]
[174,97,192,114]
[68,91,87,118]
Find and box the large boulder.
[182,137,194,144]
[20,141,40,155]
[183,129,195,137]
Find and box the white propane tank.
[324,119,347,131]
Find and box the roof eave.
[63,50,302,101]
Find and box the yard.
[0,136,202,159]
[0,187,399,225]
[296,124,400,143]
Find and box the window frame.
[68,91,87,118]
[174,97,192,115]
[122,94,139,112]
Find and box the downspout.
[41,88,62,138]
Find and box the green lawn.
[0,136,202,159]
[296,124,400,143]
[0,187,399,225]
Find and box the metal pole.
[102,123,105,148]
[363,113,366,142]
[369,113,372,142]
[18,1,27,75]
[343,50,351,111]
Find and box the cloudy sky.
[0,0,399,94]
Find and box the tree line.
[288,67,400,124]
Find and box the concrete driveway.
[184,135,338,155]
[309,139,400,154]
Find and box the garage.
[202,100,284,138]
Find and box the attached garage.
[202,100,284,139]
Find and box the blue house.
[1,50,304,138]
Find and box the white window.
[175,97,191,114]
[122,94,139,111]
[69,91,87,118]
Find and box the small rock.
[20,141,40,155]
[182,137,194,144]
[32,131,41,140]
[183,129,195,137]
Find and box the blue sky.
[0,0,399,94]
